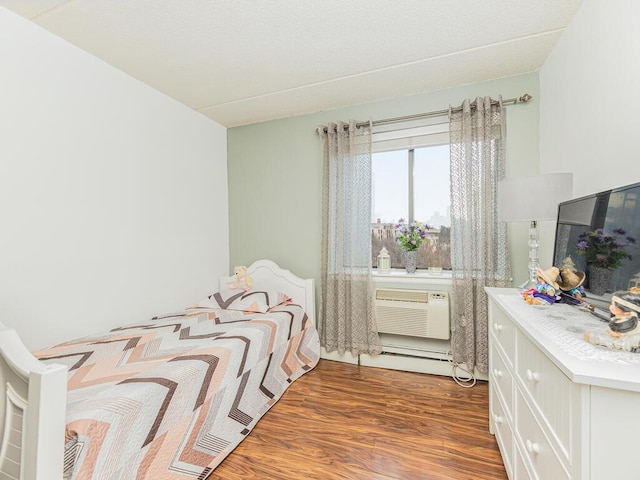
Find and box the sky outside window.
[414,145,451,228]
[372,145,450,228]
[372,150,408,223]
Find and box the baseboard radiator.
[374,288,450,340]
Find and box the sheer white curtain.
[449,97,511,373]
[317,120,382,355]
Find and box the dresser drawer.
[515,389,570,480]
[490,344,513,422]
[513,442,532,480]
[489,302,516,365]
[515,330,576,464]
[490,383,514,478]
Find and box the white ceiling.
[2,0,582,127]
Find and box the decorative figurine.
[536,266,560,296]
[561,256,577,272]
[584,288,640,352]
[556,257,586,300]
[522,266,560,305]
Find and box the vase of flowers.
[587,265,613,296]
[403,250,418,274]
[395,219,430,274]
[576,228,636,295]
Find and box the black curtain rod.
[319,93,532,133]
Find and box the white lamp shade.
[498,173,573,222]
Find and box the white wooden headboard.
[219,259,315,325]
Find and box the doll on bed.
[584,288,640,352]
[228,265,253,291]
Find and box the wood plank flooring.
[210,359,507,480]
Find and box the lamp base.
[518,278,539,291]
[518,220,540,291]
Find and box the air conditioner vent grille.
[374,288,450,340]
[375,289,429,303]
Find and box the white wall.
[228,73,540,292]
[540,0,640,197]
[0,8,229,349]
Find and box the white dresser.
[486,288,640,480]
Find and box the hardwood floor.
[210,359,508,480]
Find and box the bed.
[0,260,319,480]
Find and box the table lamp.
[498,172,573,289]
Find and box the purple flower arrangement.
[394,219,430,251]
[576,228,636,269]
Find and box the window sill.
[374,268,451,277]
[373,269,452,285]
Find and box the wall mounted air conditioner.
[374,289,450,340]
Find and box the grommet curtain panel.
[449,97,511,373]
[317,120,382,356]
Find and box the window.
[371,120,451,271]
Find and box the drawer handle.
[493,414,503,425]
[526,369,540,383]
[493,368,503,378]
[493,323,503,332]
[526,439,540,454]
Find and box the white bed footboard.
[0,324,67,480]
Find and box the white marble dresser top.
[487,288,640,392]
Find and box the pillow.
[197,289,292,313]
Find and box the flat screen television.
[553,181,640,302]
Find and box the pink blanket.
[35,302,319,479]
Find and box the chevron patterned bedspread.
[35,301,320,479]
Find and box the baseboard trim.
[320,348,488,381]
